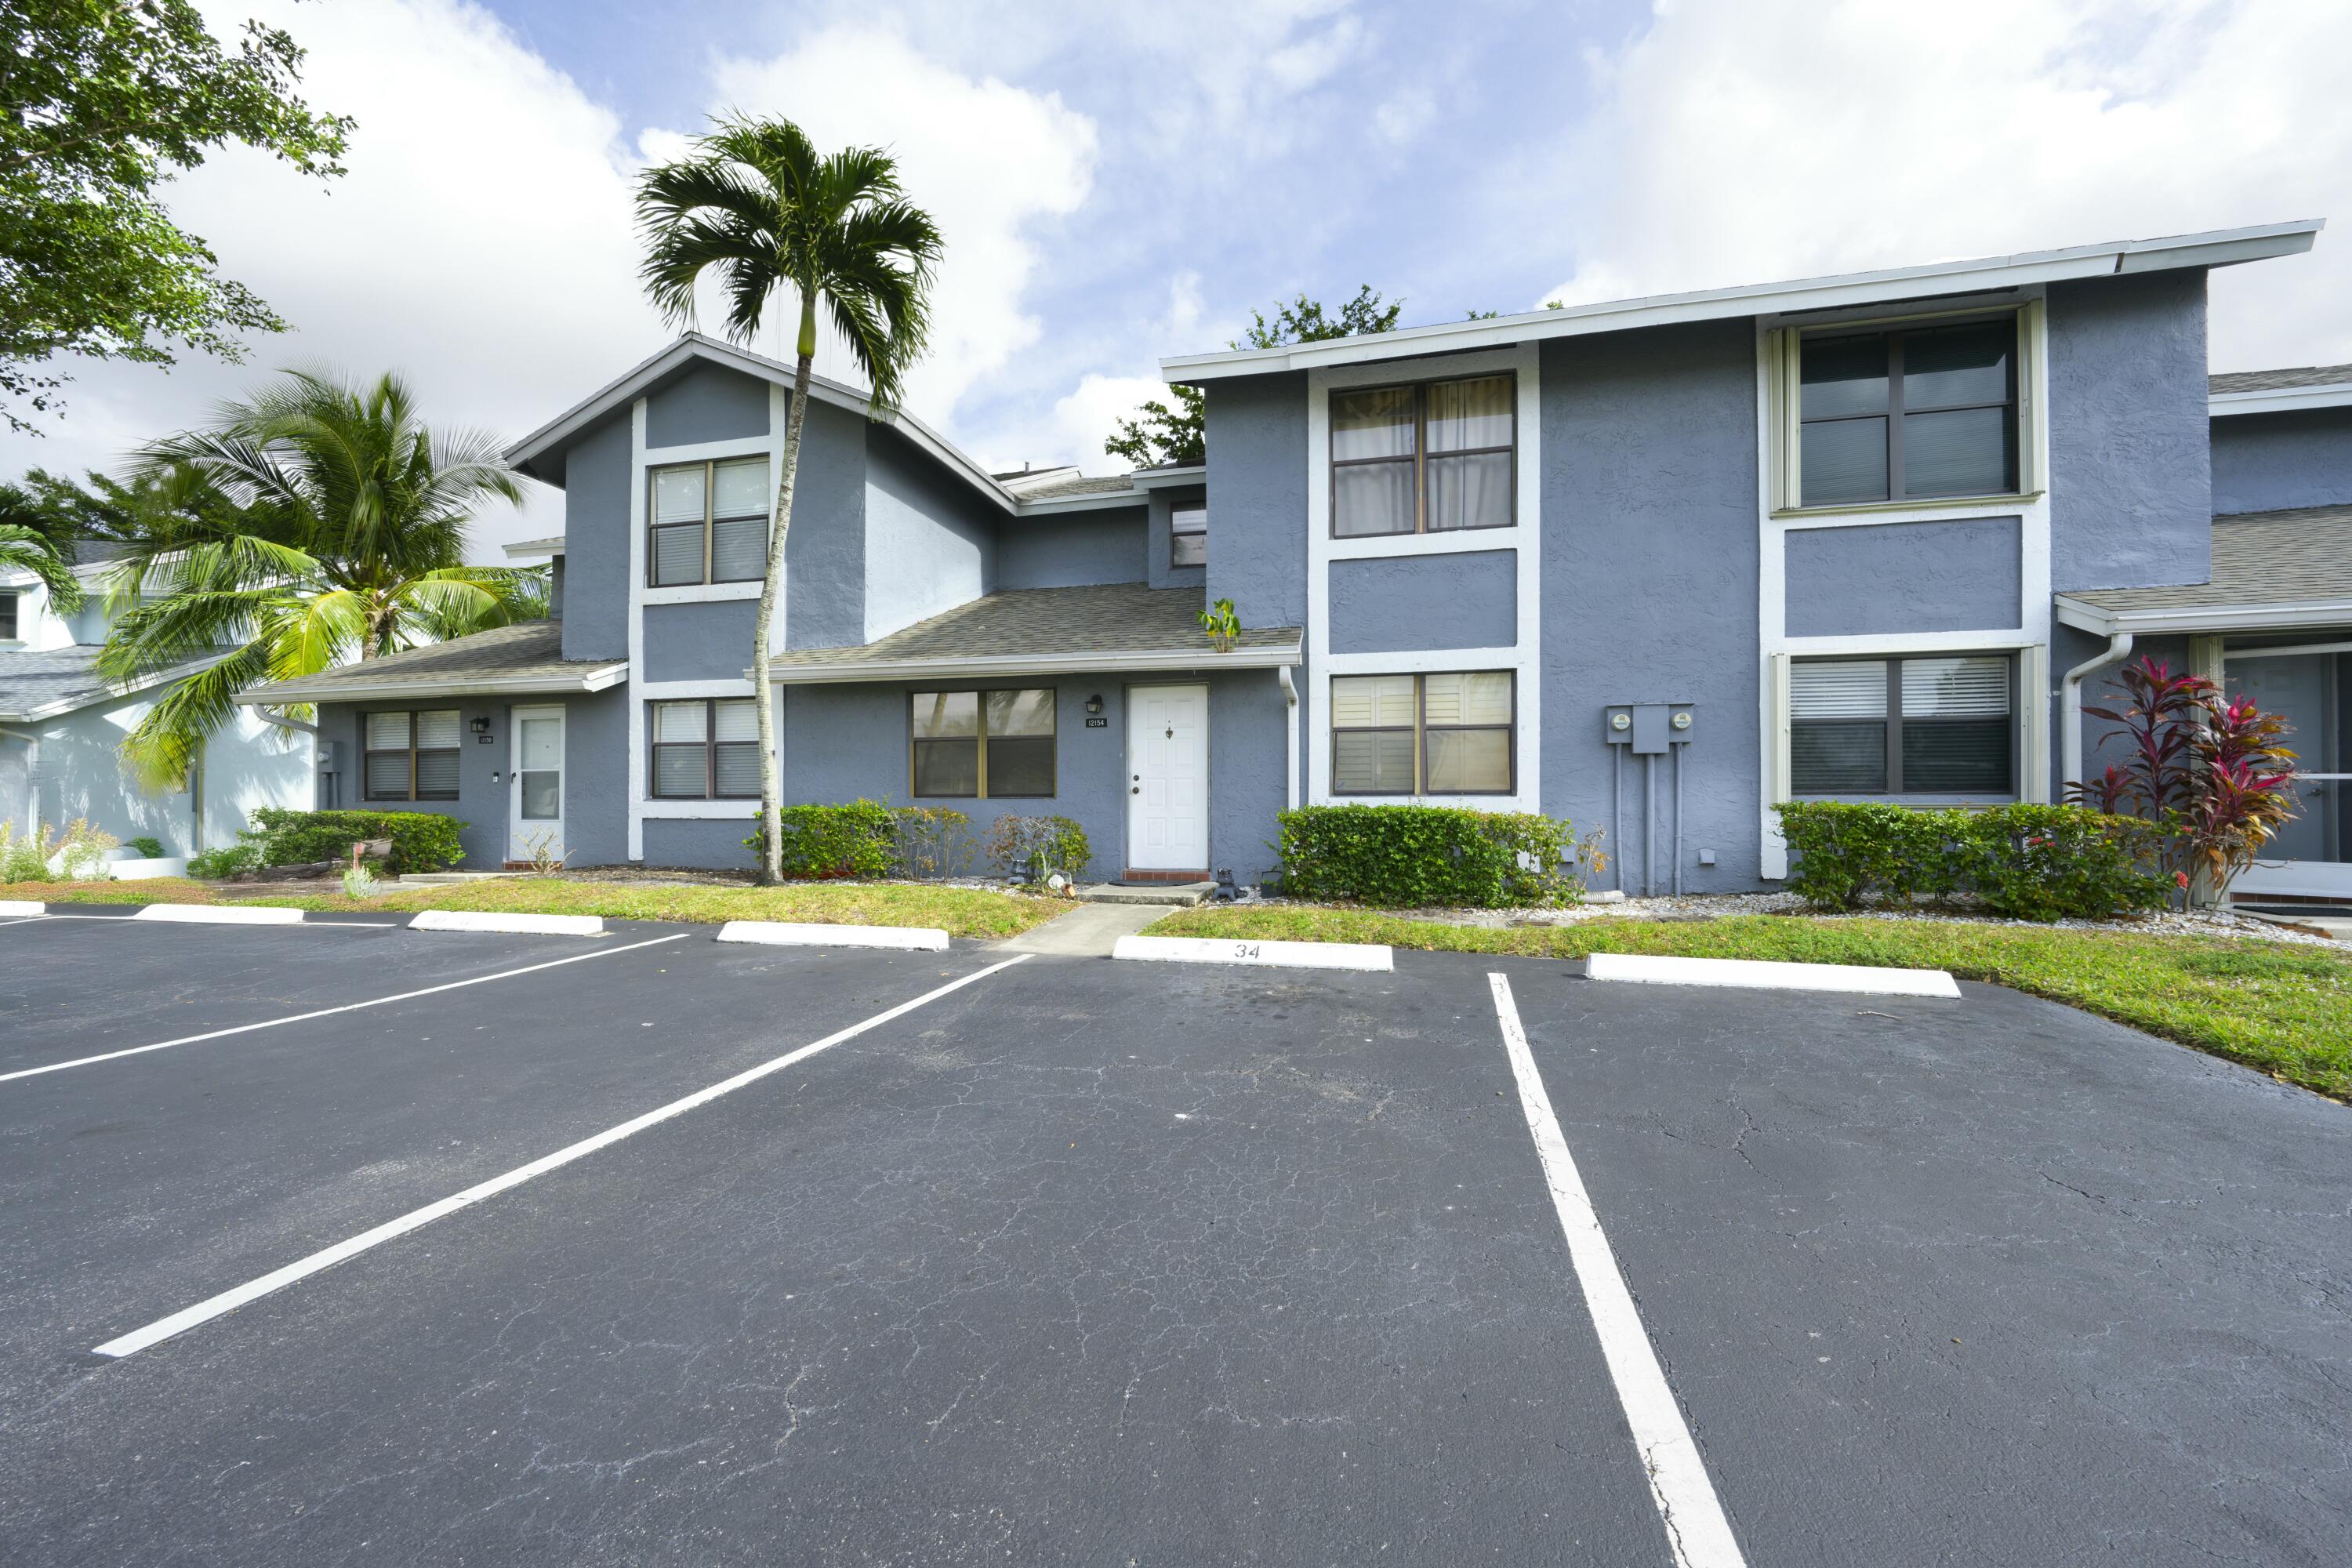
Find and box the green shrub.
[1777,801,2166,921]
[188,843,262,880]
[1274,804,1578,908]
[743,800,898,880]
[0,819,53,882]
[243,807,467,874]
[127,836,167,859]
[982,814,1092,880]
[891,805,974,880]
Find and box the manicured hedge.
[744,800,898,880]
[1777,801,2168,921]
[243,807,468,874]
[1274,804,1577,908]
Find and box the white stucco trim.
[765,645,1300,685]
[643,431,774,462]
[2055,592,2352,636]
[230,666,627,706]
[1304,344,1542,812]
[627,396,648,861]
[640,799,760,822]
[642,582,764,606]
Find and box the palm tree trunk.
[753,300,817,884]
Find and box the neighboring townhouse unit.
[239,220,2345,898]
[0,545,314,855]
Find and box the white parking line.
[1487,972,1749,1568]
[0,933,691,1085]
[93,953,1033,1358]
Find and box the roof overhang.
[0,651,230,724]
[2055,592,2352,637]
[234,662,629,706]
[503,535,565,559]
[2209,381,2352,417]
[1164,220,2324,383]
[762,641,1302,686]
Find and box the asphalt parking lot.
[1,909,2347,1566]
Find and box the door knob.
[1131,786,1140,794]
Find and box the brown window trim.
[648,698,761,800]
[1789,653,2018,797]
[1328,372,1517,539]
[1328,671,1516,796]
[1798,317,2020,506]
[1169,501,1207,568]
[907,688,1057,800]
[646,457,768,588]
[361,709,461,803]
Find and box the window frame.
[1169,501,1207,568]
[645,456,770,588]
[646,698,763,800]
[361,709,462,803]
[1327,372,1518,539]
[0,590,16,641]
[1788,652,2018,798]
[1328,670,1517,797]
[906,688,1058,799]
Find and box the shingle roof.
[0,645,224,720]
[238,620,626,703]
[2067,506,2352,613]
[2209,364,2352,394]
[768,583,1300,680]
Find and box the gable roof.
[2056,506,2352,633]
[2209,361,2352,416]
[0,645,228,723]
[234,621,627,705]
[1164,220,2322,383]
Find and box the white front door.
[510,705,564,866]
[1127,684,1208,873]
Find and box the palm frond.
[118,642,277,791]
[0,524,83,612]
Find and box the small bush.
[982,814,1092,881]
[244,807,466,874]
[744,800,898,880]
[1274,804,1578,908]
[127,836,167,859]
[1777,801,2167,921]
[342,863,381,898]
[189,843,262,880]
[892,806,975,880]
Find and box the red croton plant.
[2066,656,2299,905]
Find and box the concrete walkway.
[995,902,1164,956]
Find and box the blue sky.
[6,0,2350,557]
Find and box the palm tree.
[96,367,544,786]
[0,522,82,613]
[637,114,942,884]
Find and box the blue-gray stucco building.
[239,218,2352,903]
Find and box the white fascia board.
[2209,382,2352,416]
[1128,465,1207,490]
[1010,490,1147,517]
[503,333,1020,517]
[233,663,629,706]
[1163,220,2324,383]
[503,536,565,558]
[765,644,1303,685]
[2055,592,2352,636]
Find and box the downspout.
[258,705,319,735]
[2060,630,2135,790]
[1276,665,1300,811]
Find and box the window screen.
[1331,671,1513,794]
[362,710,460,800]
[1790,654,2013,796]
[909,689,1054,797]
[650,699,762,799]
[1330,375,1515,538]
[1798,319,2016,507]
[1171,503,1207,568]
[649,457,769,586]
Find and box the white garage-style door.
[1127,684,1208,873]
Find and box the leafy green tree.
[2,1,353,431]
[637,114,944,884]
[1106,285,1404,468]
[96,368,541,786]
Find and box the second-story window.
[648,456,769,587]
[1330,373,1515,538]
[1170,503,1207,567]
[1799,318,2017,506]
[0,591,16,641]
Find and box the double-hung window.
[648,456,769,587]
[1790,655,2013,796]
[1330,374,1515,537]
[363,710,460,801]
[909,689,1055,797]
[650,699,760,798]
[1170,503,1207,568]
[1330,671,1515,794]
[1798,318,2018,506]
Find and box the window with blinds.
[1330,373,1515,538]
[648,456,768,586]
[909,688,1055,798]
[649,699,761,798]
[1790,654,2013,796]
[1330,671,1514,794]
[361,710,460,801]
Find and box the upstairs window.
[363,710,460,801]
[1798,318,2017,506]
[0,591,16,640]
[1330,671,1515,794]
[1330,373,1515,537]
[1170,503,1207,568]
[650,699,761,798]
[1790,655,2013,796]
[648,456,769,587]
[909,689,1055,797]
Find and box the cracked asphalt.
[0,915,2346,1565]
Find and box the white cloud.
[1046,373,1174,476]
[697,26,1098,423]
[1523,0,2352,369]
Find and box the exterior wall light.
[470,716,492,740]
[1084,695,1105,715]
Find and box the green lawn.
[1153,905,2352,1102]
[13,876,1063,940]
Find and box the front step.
[1078,880,1218,907]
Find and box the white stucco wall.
[2,694,312,855]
